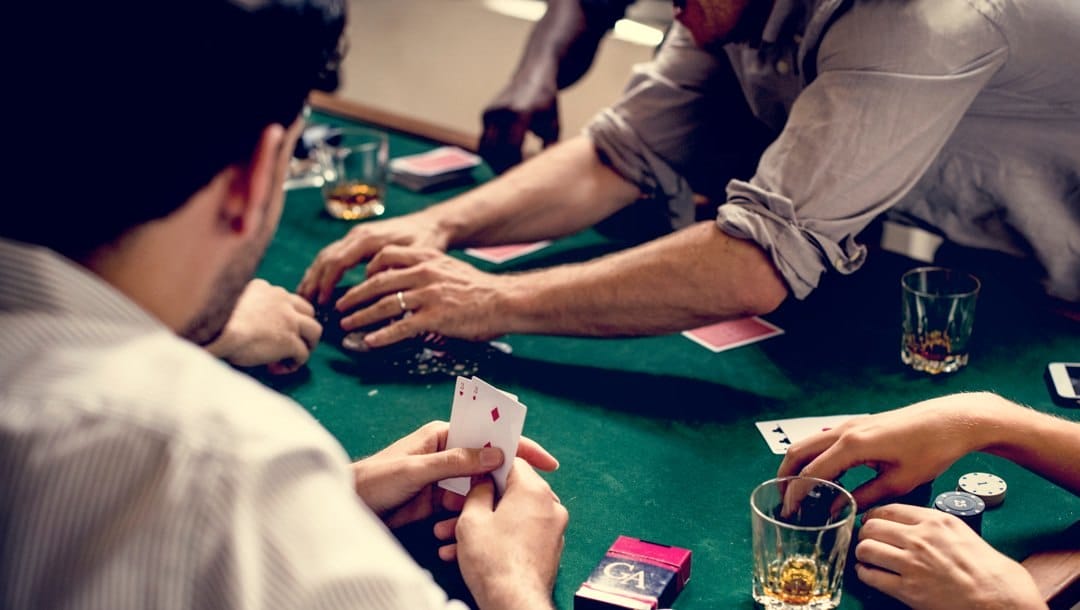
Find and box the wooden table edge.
[308,91,478,151]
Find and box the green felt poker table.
[253,101,1080,610]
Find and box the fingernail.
[480,447,502,467]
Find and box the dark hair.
[7,0,346,259]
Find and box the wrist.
[496,273,546,335]
[416,204,463,249]
[475,579,555,610]
[966,392,1031,454]
[515,70,559,99]
[509,58,559,93]
[203,324,243,359]
[978,396,1060,466]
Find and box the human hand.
[333,245,516,349]
[777,395,990,509]
[203,279,322,375]
[434,460,567,610]
[297,212,451,306]
[351,421,559,529]
[855,504,1046,610]
[479,77,560,174]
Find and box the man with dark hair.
[1,2,567,608]
[299,0,1078,349]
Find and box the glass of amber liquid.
[751,476,856,609]
[900,267,980,374]
[321,127,389,220]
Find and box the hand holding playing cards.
[297,211,451,305]
[203,279,322,375]
[438,460,568,610]
[778,394,999,509]
[351,421,558,529]
[854,504,1044,610]
[335,245,513,347]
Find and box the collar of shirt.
[754,0,851,83]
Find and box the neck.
[83,173,233,333]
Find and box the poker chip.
[957,472,1007,508]
[934,491,985,535]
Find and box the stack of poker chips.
[957,472,1007,508]
[931,472,1008,536]
[934,491,987,534]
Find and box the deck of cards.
[439,376,527,496]
[682,316,784,353]
[389,146,482,192]
[574,536,692,610]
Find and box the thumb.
[462,475,496,516]
[406,447,505,487]
[848,474,906,511]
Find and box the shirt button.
[776,59,791,75]
[793,33,803,44]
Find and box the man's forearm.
[497,221,789,337]
[424,137,640,248]
[977,396,1080,495]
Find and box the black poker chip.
[934,491,985,535]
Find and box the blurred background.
[338,0,672,148]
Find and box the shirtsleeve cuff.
[585,109,696,231]
[718,179,868,299]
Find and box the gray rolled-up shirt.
[587,0,1080,301]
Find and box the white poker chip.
[957,472,1007,508]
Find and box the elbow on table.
[731,247,790,317]
[742,274,789,317]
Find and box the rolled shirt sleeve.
[589,1,1016,300]
[586,23,733,231]
[718,1,1008,298]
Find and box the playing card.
[477,376,518,402]
[463,241,552,264]
[389,146,481,177]
[440,376,480,496]
[755,415,866,455]
[438,376,527,496]
[469,377,526,494]
[682,317,784,352]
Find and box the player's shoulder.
[46,328,344,465]
[820,0,1008,75]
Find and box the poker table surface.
[254,105,1080,610]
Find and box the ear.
[221,123,287,235]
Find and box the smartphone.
[1045,362,1080,407]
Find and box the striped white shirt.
[0,238,466,610]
